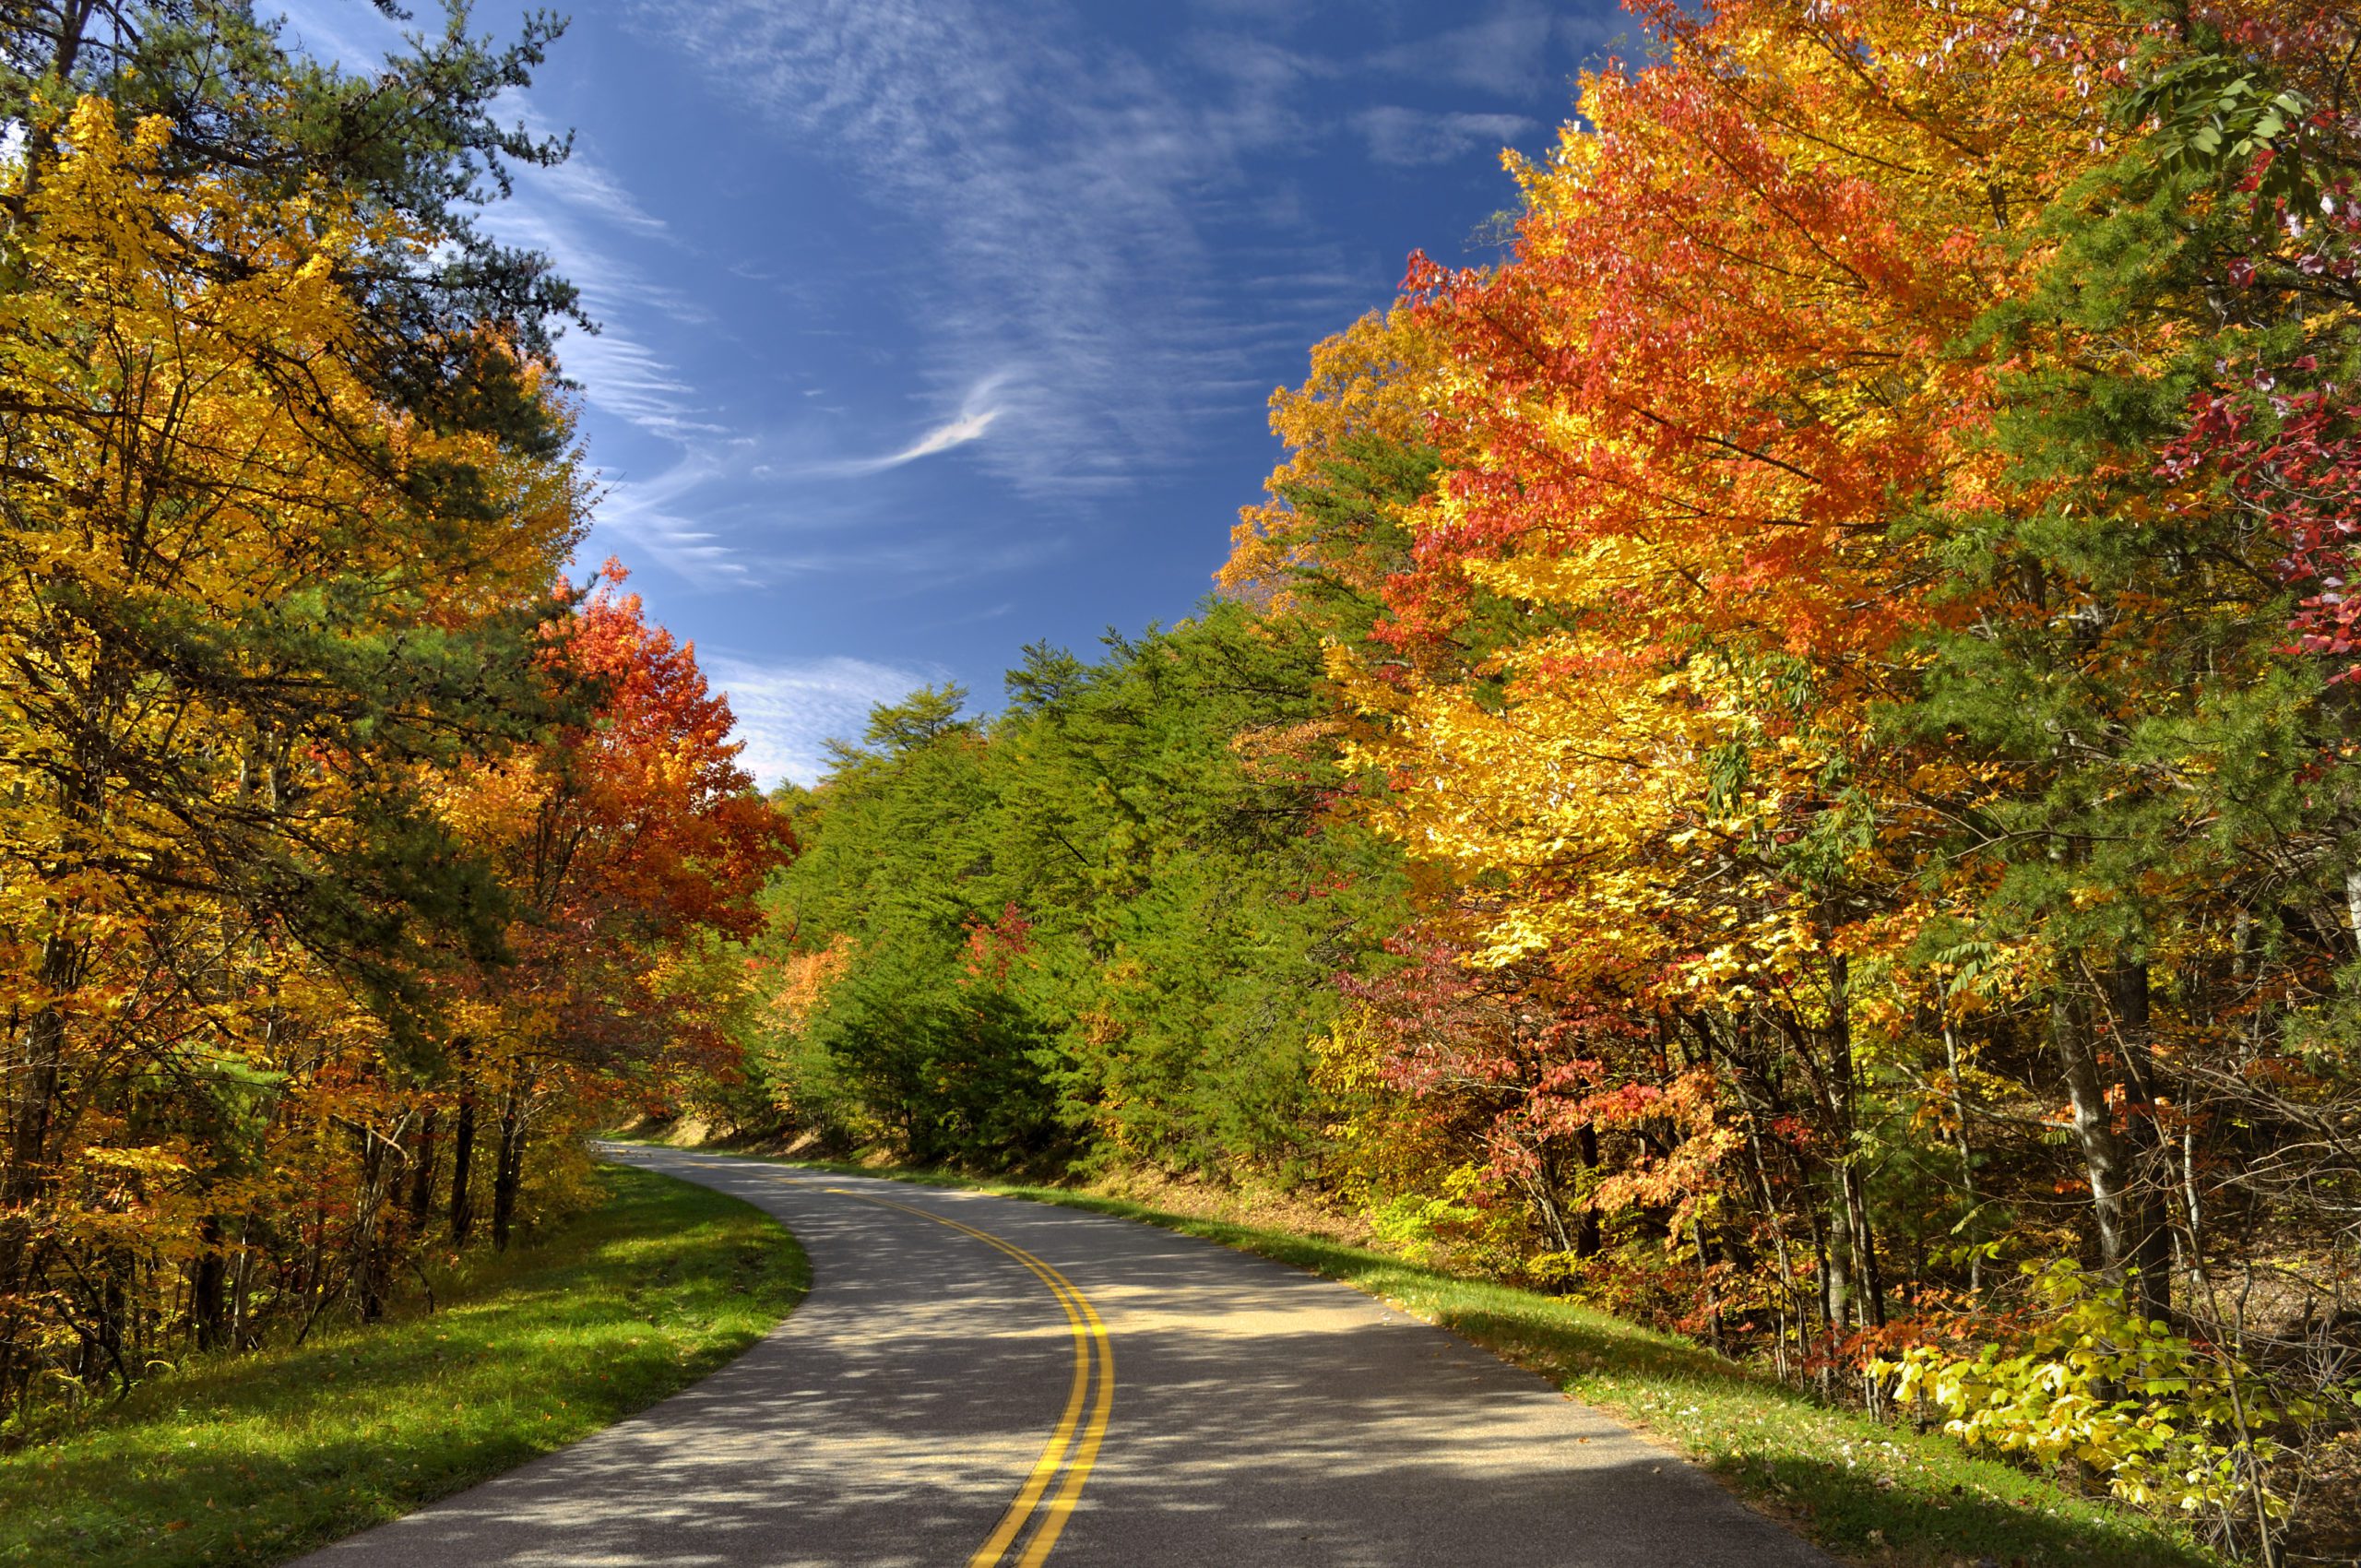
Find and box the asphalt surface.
[299,1146,1834,1567]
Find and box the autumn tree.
[433,567,790,1249]
[0,1,661,1406]
[1228,0,2361,1550]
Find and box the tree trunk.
[1573,1123,1602,1258]
[1840,1159,1888,1328]
[18,0,99,202]
[1691,1211,1726,1352]
[357,1127,393,1323]
[408,1109,439,1232]
[2052,978,2134,1271]
[1824,1177,1852,1337]
[0,938,81,1396]
[2106,957,2177,1328]
[1827,954,1886,1327]
[1941,1025,1986,1297]
[448,1092,477,1246]
[189,1216,227,1350]
[4,940,78,1213]
[492,1084,528,1253]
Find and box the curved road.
[302,1146,1832,1567]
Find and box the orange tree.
[1294,0,2135,1355]
[429,568,790,1252]
[1240,0,2361,1548]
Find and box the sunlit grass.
[708,1148,2215,1568]
[0,1164,808,1568]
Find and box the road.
[299,1146,1833,1567]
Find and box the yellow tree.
[0,95,580,1393]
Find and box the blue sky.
[279,0,1629,783]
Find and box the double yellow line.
[824,1191,1113,1567]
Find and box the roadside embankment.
[0,1163,808,1568]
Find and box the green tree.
[737,605,1406,1175]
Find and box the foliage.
[1193,0,2361,1557]
[735,603,1406,1175]
[0,6,785,1426]
[1880,1261,2323,1522]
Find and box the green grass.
[674,1146,2217,1568]
[0,1163,808,1568]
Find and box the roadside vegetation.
[0,1166,807,1568]
[0,0,786,1445]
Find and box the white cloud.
[1352,107,1537,168]
[1364,3,1575,99]
[486,147,727,454]
[537,155,673,240]
[593,450,757,586]
[888,407,999,464]
[705,654,948,787]
[592,424,1077,591]
[819,374,1006,477]
[629,0,1324,499]
[269,0,400,73]
[559,327,727,441]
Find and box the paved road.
[301,1146,1833,1567]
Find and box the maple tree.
[1202,0,2361,1553]
[1305,0,2108,1369]
[430,567,790,1250]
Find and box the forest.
[0,0,786,1428]
[6,0,2361,1563]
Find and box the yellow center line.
[822,1189,1114,1567]
[1014,1266,1113,1568]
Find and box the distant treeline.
[726,603,1406,1175]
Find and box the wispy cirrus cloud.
[591,446,756,586]
[818,374,1007,477]
[488,133,729,450]
[534,155,675,241]
[1351,107,1538,168]
[626,0,1323,500]
[1363,1,1596,99]
[705,653,950,787]
[595,423,1077,592]
[558,327,727,442]
[884,406,998,465]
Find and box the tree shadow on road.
[730,1156,2216,1568]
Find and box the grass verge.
[0,1162,808,1568]
[667,1144,2216,1568]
